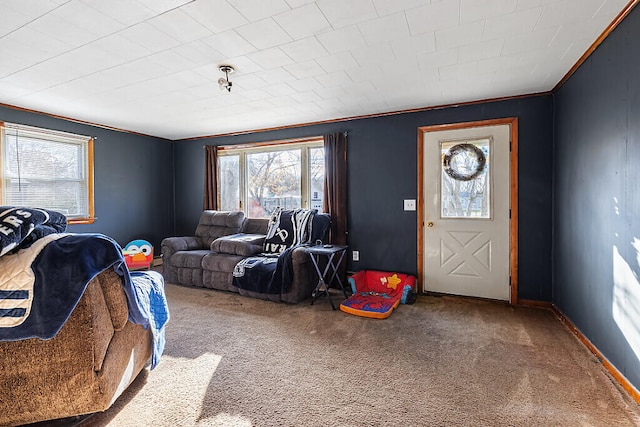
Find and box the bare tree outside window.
[219,155,239,211]
[4,134,86,215]
[440,139,491,218]
[247,150,301,217]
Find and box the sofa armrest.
[161,236,203,252]
[97,268,128,332]
[211,233,265,256]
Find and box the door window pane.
[219,155,239,211]
[440,138,490,218]
[247,149,301,218]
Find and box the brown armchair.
[0,269,152,426]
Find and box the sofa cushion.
[263,208,316,254]
[170,250,211,268]
[195,210,245,247]
[211,234,265,256]
[202,253,245,272]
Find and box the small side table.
[306,245,349,310]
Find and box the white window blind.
[0,122,93,220]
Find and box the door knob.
[427,221,434,228]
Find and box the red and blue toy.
[340,270,416,319]
[123,239,154,271]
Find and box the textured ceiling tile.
[241,88,272,101]
[316,0,378,29]
[284,0,316,8]
[171,40,226,67]
[233,74,269,90]
[255,67,297,84]
[202,31,257,58]
[287,77,325,92]
[236,18,293,50]
[135,0,194,14]
[183,0,249,33]
[285,60,326,78]
[417,49,459,71]
[371,0,426,16]
[2,26,72,62]
[315,70,354,88]
[535,0,605,29]
[263,82,297,96]
[280,37,330,62]
[460,0,518,23]
[228,0,291,22]
[247,47,295,69]
[390,33,437,61]
[147,9,212,43]
[274,3,332,40]
[358,12,411,45]
[50,1,125,38]
[90,34,148,63]
[350,43,396,67]
[315,52,359,73]
[80,0,156,26]
[119,22,181,53]
[147,50,199,74]
[502,27,558,55]
[0,6,51,38]
[316,26,368,54]
[435,21,485,50]
[3,0,60,25]
[26,12,102,48]
[458,38,505,63]
[406,1,460,35]
[483,7,543,41]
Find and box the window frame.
[217,136,324,218]
[0,121,96,225]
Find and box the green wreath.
[442,143,486,182]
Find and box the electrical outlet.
[404,199,416,211]
[352,250,360,261]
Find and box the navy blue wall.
[175,95,554,301]
[554,5,640,390]
[0,106,174,253]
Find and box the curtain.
[203,145,218,210]
[323,132,347,246]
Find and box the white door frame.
[417,118,519,304]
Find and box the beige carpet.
[81,283,640,427]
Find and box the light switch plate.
[404,199,416,211]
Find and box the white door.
[422,124,510,301]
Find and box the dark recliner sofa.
[161,210,330,303]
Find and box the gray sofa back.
[195,210,245,247]
[241,218,269,234]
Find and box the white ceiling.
[0,0,631,140]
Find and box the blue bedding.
[0,233,169,369]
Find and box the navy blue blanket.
[0,233,168,369]
[0,206,67,256]
[232,247,297,295]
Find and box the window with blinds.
[0,122,95,224]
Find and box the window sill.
[68,217,97,225]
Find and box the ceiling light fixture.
[218,65,234,92]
